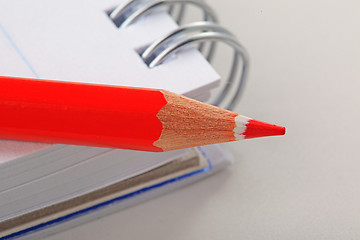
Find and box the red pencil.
[0,76,285,152]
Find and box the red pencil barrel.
[0,76,166,151]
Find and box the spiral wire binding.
[110,0,216,28]
[141,21,226,64]
[109,0,249,110]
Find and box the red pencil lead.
[233,115,285,140]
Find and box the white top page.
[0,0,220,162]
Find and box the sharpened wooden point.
[154,91,285,151]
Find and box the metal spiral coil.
[109,0,249,110]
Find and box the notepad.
[0,0,220,163]
[0,0,245,238]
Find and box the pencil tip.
[242,119,285,139]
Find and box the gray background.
[48,0,360,239]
